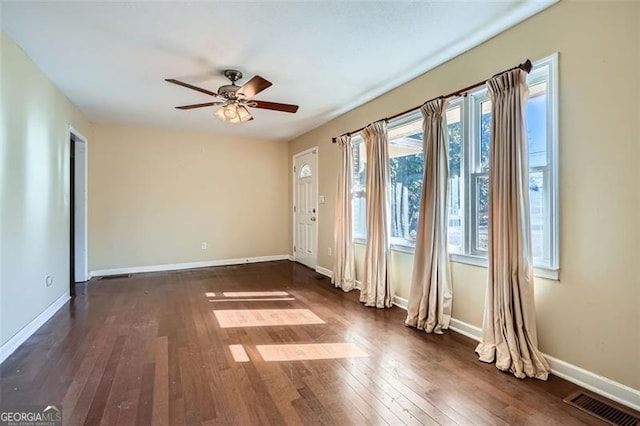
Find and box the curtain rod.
[332,59,532,143]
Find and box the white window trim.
[351,134,367,242]
[390,239,416,253]
[450,253,559,280]
[387,110,423,249]
[350,54,560,281]
[449,53,560,280]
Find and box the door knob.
[310,217,316,221]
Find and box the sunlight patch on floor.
[222,291,289,297]
[210,298,295,302]
[213,309,325,328]
[229,345,250,362]
[205,292,216,297]
[256,343,369,361]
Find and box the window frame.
[445,98,466,256]
[349,54,560,280]
[351,134,367,243]
[387,110,424,251]
[450,53,560,279]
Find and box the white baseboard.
[0,292,70,364]
[449,317,483,341]
[545,354,640,411]
[392,295,409,310]
[287,255,294,261]
[90,254,291,277]
[371,291,640,411]
[444,317,640,411]
[315,265,333,279]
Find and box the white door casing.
[293,148,318,269]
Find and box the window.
[352,135,366,241]
[446,102,463,254]
[299,164,312,178]
[388,112,424,248]
[447,54,559,278]
[350,111,426,249]
[349,54,559,278]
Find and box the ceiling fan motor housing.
[218,84,240,99]
[218,69,244,99]
[223,69,243,82]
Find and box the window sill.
[390,244,415,254]
[353,240,416,254]
[449,253,559,281]
[351,242,559,280]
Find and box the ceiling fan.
[165,70,299,124]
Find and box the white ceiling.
[1,1,554,141]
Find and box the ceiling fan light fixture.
[167,71,296,124]
[223,103,239,119]
[215,102,253,124]
[236,105,253,123]
[214,105,227,121]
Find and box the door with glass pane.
[293,149,317,269]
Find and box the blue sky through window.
[528,91,547,167]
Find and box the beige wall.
[89,124,289,271]
[1,31,92,345]
[289,1,640,390]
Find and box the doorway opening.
[69,127,88,297]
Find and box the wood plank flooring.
[0,261,613,425]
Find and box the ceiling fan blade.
[165,78,218,97]
[237,76,272,99]
[250,100,299,113]
[175,102,221,110]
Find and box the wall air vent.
[563,391,639,426]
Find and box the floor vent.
[99,274,131,280]
[564,391,640,426]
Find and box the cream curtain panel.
[405,98,453,334]
[475,69,550,380]
[332,135,356,292]
[360,121,393,308]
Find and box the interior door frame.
[292,146,318,267]
[68,125,89,290]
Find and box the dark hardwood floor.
[0,261,611,425]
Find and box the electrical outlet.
[201,242,207,250]
[45,275,53,287]
[328,247,332,257]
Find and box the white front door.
[293,149,318,269]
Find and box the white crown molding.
[90,254,291,277]
[288,1,558,142]
[0,291,70,364]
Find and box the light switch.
[319,195,326,204]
